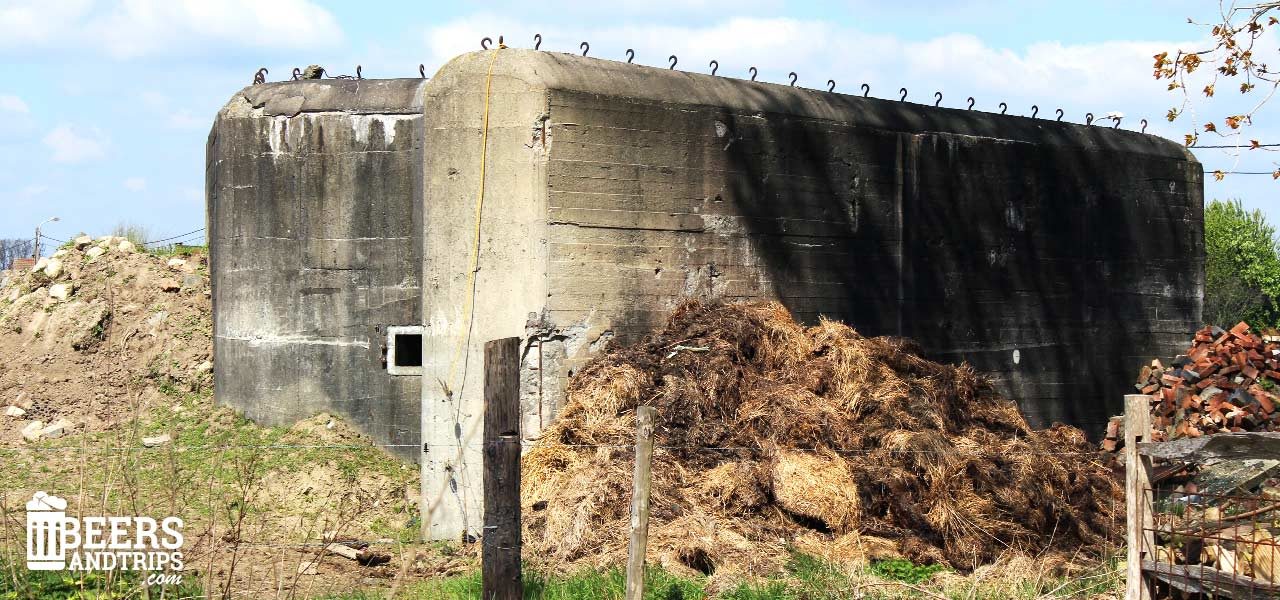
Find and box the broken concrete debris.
[142,433,171,448]
[20,420,43,442]
[38,418,73,439]
[48,283,70,301]
[5,405,25,417]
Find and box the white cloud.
[0,0,343,59]
[0,94,29,113]
[0,0,92,49]
[123,177,146,192]
[42,124,106,164]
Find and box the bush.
[1204,199,1280,328]
[109,222,151,246]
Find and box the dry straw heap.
[522,301,1122,577]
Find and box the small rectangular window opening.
[394,334,422,367]
[386,326,424,376]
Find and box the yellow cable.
[424,43,506,540]
[444,43,504,398]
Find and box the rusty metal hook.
[999,102,1007,115]
[899,87,907,102]
[356,65,362,80]
[669,55,678,69]
[967,97,975,110]
[861,83,870,97]
[1031,105,1039,119]
[1055,108,1063,121]
[1112,116,1122,129]
[291,67,301,81]
[749,67,757,81]
[419,64,426,78]
[1141,118,1148,133]
[580,42,589,56]
[534,33,542,50]
[1086,112,1094,125]
[934,91,942,107]
[481,37,492,50]
[789,72,798,86]
[626,49,634,63]
[253,67,268,85]
[710,60,718,76]
[828,79,836,92]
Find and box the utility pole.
[33,216,60,259]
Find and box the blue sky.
[1,0,1275,248]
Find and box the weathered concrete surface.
[419,49,1203,540]
[208,79,425,459]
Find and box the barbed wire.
[143,228,205,246]
[0,440,1113,457]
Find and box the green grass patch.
[867,558,946,585]
[0,562,201,600]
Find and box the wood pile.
[1112,322,1280,450]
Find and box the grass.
[0,561,203,600]
[345,551,1121,600]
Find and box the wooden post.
[482,337,521,600]
[1125,394,1155,600]
[625,406,656,600]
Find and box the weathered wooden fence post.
[482,337,521,600]
[1125,393,1155,600]
[625,406,656,600]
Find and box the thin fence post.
[625,406,656,600]
[482,337,521,600]
[1125,393,1154,600]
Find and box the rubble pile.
[1112,322,1280,450]
[522,301,1122,577]
[0,235,211,444]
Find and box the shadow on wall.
[705,86,1200,433]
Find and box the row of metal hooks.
[246,33,1150,135]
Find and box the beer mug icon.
[26,491,68,570]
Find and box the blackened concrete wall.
[208,79,425,459]
[418,49,1202,539]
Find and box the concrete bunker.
[208,49,1204,541]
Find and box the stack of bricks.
[1103,322,1280,451]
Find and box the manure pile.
[521,301,1122,576]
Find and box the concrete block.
[48,283,70,301]
[40,419,72,439]
[42,258,62,280]
[21,420,43,442]
[142,434,171,448]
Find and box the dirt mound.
[0,235,211,444]
[522,301,1122,576]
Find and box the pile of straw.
[521,301,1121,576]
